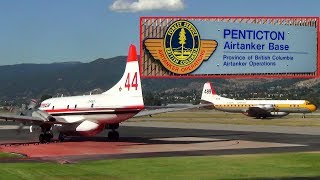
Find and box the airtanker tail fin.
[201,82,233,104]
[201,82,216,103]
[103,45,143,102]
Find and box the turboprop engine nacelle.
[32,110,56,122]
[75,120,104,136]
[270,112,289,117]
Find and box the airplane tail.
[102,44,144,107]
[201,82,232,104]
[201,82,216,103]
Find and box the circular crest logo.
[143,19,218,75]
[164,20,200,74]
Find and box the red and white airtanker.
[201,82,317,119]
[0,45,146,143]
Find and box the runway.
[0,121,320,163]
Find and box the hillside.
[0,57,318,106]
[0,57,126,104]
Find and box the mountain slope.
[0,56,317,106]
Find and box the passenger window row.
[51,103,94,110]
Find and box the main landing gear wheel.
[39,133,53,144]
[108,131,119,141]
[39,126,53,144]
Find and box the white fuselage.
[213,98,314,113]
[200,82,317,118]
[38,94,144,136]
[40,93,144,123]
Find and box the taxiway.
[1,121,320,162]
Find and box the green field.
[132,110,320,127]
[1,152,320,179]
[0,152,24,159]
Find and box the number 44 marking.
[125,72,138,90]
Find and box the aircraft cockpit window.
[306,101,311,105]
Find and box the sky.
[0,0,319,65]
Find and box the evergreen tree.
[179,28,186,58]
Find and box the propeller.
[27,99,38,110]
[15,98,57,136]
[18,99,38,115]
[15,99,39,134]
[16,122,26,135]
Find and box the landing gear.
[106,123,120,141]
[39,126,53,144]
[302,114,306,118]
[39,132,53,144]
[255,115,267,119]
[39,134,45,143]
[108,130,119,141]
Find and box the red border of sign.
[139,16,319,79]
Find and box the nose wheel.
[108,130,119,141]
[39,126,53,144]
[39,133,53,144]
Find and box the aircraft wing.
[0,114,68,125]
[134,104,211,117]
